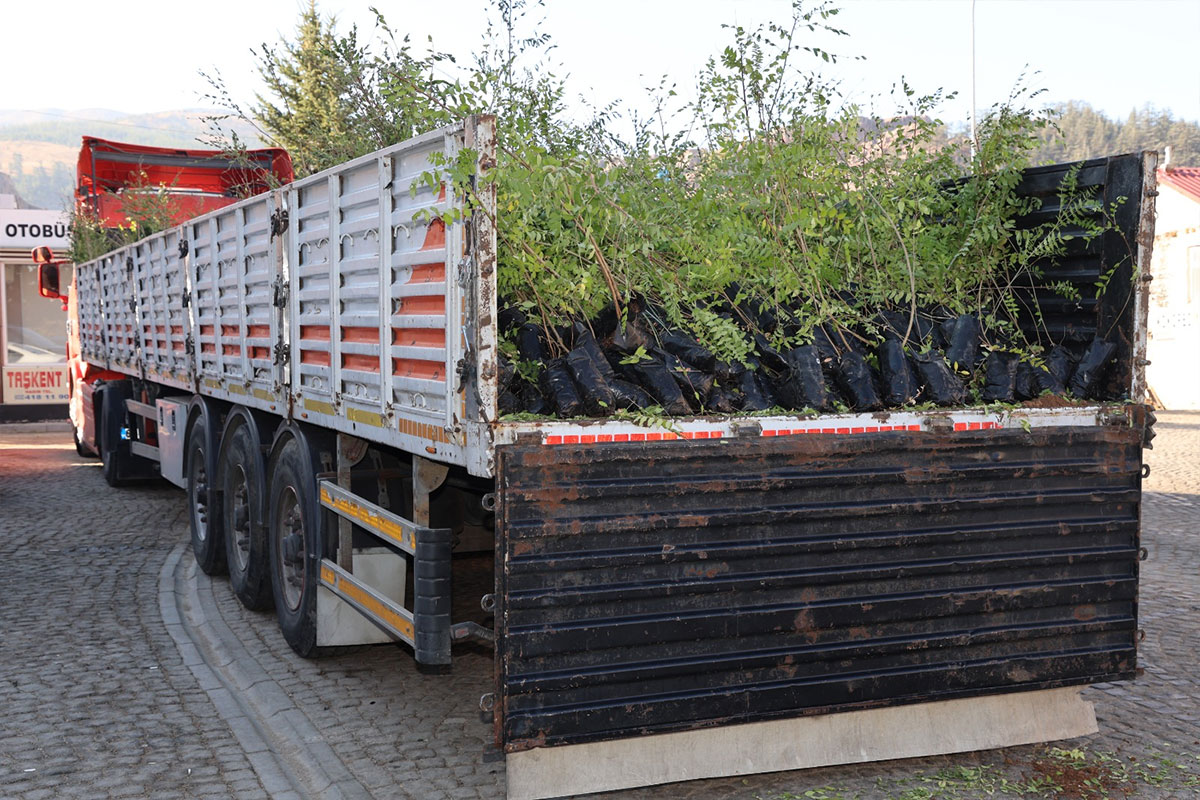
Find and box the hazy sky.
[6,0,1198,133]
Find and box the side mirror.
[37,262,62,300]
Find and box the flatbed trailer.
[50,116,1158,799]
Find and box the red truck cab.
[38,138,293,455]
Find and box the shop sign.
[0,209,69,250]
[2,364,69,404]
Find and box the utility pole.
[970,0,978,158]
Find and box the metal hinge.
[271,277,289,308]
[178,239,189,258]
[273,342,290,366]
[185,335,195,355]
[269,209,289,240]
[125,257,134,274]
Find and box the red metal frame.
[76,137,294,228]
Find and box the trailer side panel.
[495,424,1143,750]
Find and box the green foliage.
[210,0,1124,386]
[66,175,181,265]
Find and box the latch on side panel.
[273,342,290,366]
[269,209,289,240]
[271,277,289,309]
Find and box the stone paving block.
[4,416,1200,799]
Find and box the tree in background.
[1035,102,1200,165]
[250,1,356,176]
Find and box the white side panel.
[315,549,407,646]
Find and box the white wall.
[1146,183,1200,409]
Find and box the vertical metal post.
[327,174,341,409]
[336,433,355,573]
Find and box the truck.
[38,136,293,457]
[36,116,1158,800]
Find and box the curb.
[0,421,72,433]
[159,543,373,799]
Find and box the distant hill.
[0,172,34,208]
[0,108,265,209]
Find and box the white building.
[0,193,72,420]
[1146,166,1200,409]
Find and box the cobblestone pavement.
[1,415,1197,800]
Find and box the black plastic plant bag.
[1069,338,1117,397]
[834,350,882,411]
[517,323,546,364]
[539,358,583,418]
[610,379,656,411]
[624,358,693,416]
[878,339,920,406]
[981,350,1018,402]
[913,351,966,406]
[572,322,618,380]
[519,381,550,415]
[944,314,981,373]
[774,346,834,411]
[662,350,715,410]
[566,347,616,417]
[738,370,775,411]
[705,385,740,413]
[1033,346,1074,395]
[1015,360,1038,401]
[499,390,522,415]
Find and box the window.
[3,263,73,365]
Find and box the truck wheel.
[220,417,273,610]
[74,425,96,458]
[99,387,129,487]
[187,414,227,575]
[268,435,322,657]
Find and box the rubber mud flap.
[539,358,583,417]
[981,350,1019,402]
[566,347,616,417]
[913,351,967,406]
[834,350,882,411]
[1069,338,1117,397]
[878,339,920,406]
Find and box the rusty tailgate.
[494,424,1143,751]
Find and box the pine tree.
[252,1,356,176]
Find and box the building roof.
[1158,167,1200,204]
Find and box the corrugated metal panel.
[76,262,106,367]
[495,424,1143,750]
[98,249,137,371]
[1011,153,1148,400]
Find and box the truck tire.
[219,414,273,610]
[187,413,227,575]
[268,434,322,657]
[99,386,130,487]
[74,425,95,458]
